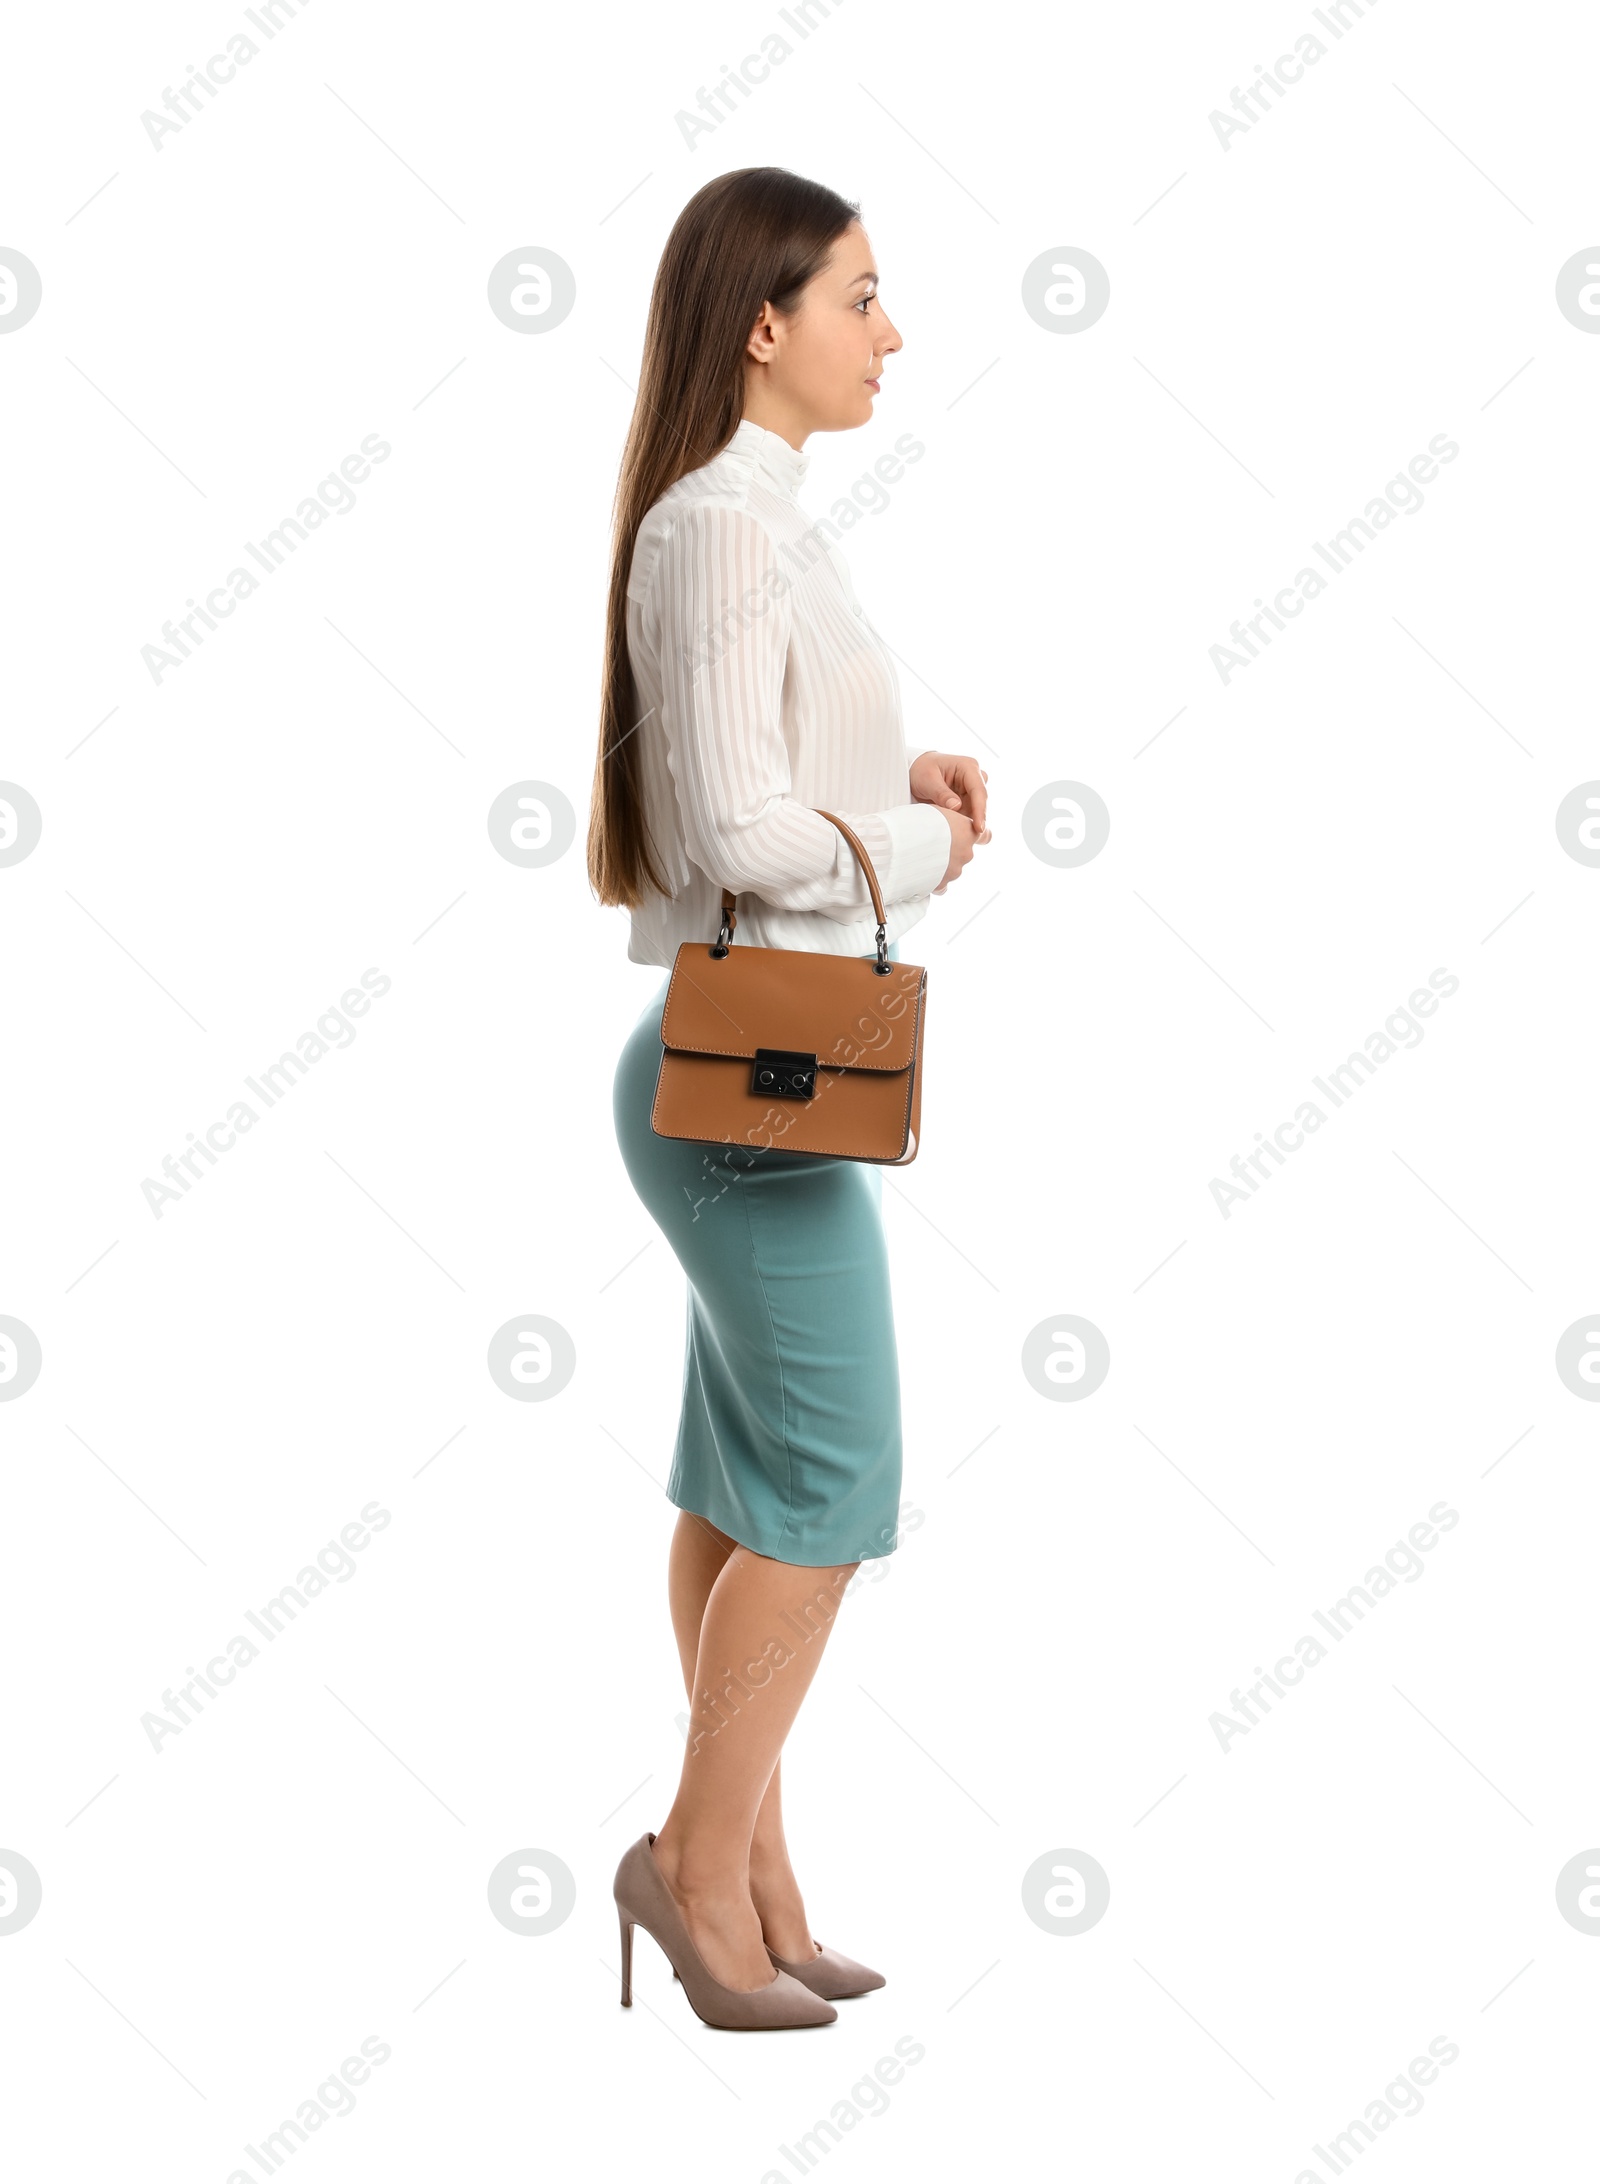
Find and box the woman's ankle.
[652,1828,748,1906]
[748,1839,798,1892]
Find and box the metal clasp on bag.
[750,1048,817,1100]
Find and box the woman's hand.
[911,750,990,836]
[912,751,991,891]
[935,809,982,892]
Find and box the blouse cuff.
[875,800,953,904]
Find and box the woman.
[590,166,991,2031]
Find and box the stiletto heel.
[612,1832,837,2031]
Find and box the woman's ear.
[745,301,779,366]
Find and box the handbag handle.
[712,808,892,975]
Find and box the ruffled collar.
[728,416,809,499]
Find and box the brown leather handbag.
[650,810,928,1166]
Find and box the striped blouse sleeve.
[646,502,952,920]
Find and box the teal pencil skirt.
[611,951,905,1568]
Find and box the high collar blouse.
[622,417,953,967]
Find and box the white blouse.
[622,417,953,968]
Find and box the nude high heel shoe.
[671,1937,886,1999]
[613,1833,837,2031]
[765,1937,886,1999]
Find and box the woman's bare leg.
[665,1515,819,1963]
[744,1755,815,1963]
[666,1510,737,1677]
[655,1512,857,1989]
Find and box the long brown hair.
[586,167,860,910]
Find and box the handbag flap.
[661,944,924,1074]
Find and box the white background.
[3,1,1598,2177]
